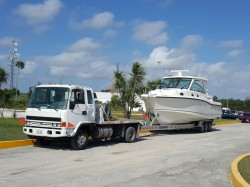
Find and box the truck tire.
[71,130,88,150]
[124,127,136,143]
[35,137,52,146]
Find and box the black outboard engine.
[102,103,112,121]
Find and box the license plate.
[36,129,43,135]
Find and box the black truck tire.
[35,137,52,146]
[71,130,88,150]
[124,127,136,143]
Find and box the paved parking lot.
[1,123,250,187]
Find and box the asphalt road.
[1,123,250,187]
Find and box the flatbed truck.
[20,84,141,150]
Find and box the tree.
[128,62,146,117]
[0,68,8,89]
[15,61,25,97]
[146,79,161,92]
[113,62,146,119]
[213,96,218,102]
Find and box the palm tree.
[128,62,146,117]
[15,61,25,96]
[146,79,161,92]
[113,62,146,119]
[113,64,127,116]
[0,68,8,89]
[113,64,126,94]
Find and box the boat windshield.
[159,78,192,89]
[28,87,70,110]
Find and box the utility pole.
[9,40,18,89]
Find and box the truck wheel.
[71,130,88,150]
[36,137,52,146]
[124,127,136,143]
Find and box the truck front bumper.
[23,127,69,138]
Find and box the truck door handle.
[82,111,87,115]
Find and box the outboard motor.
[102,103,112,121]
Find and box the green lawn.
[0,118,28,141]
[238,156,250,184]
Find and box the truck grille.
[26,116,61,122]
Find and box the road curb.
[215,120,241,125]
[231,153,250,187]
[0,139,34,149]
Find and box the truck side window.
[71,90,85,104]
[87,90,93,104]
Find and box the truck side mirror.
[69,101,75,110]
[94,92,97,99]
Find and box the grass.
[238,156,250,184]
[0,118,28,141]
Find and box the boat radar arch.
[170,70,189,76]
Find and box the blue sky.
[0,0,249,100]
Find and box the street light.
[157,61,161,78]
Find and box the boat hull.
[144,96,222,125]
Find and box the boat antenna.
[60,75,63,84]
[171,70,188,76]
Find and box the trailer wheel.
[197,122,206,133]
[124,127,136,143]
[71,130,88,150]
[207,122,212,132]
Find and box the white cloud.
[142,39,197,71]
[67,37,101,52]
[35,37,114,80]
[20,60,37,75]
[0,54,8,61]
[227,49,242,57]
[50,66,67,76]
[33,25,50,34]
[219,40,244,48]
[0,37,15,47]
[103,29,118,38]
[15,0,63,25]
[133,21,168,45]
[78,12,114,29]
[180,35,203,50]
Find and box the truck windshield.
[159,78,192,89]
[28,87,70,110]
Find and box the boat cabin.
[158,76,208,94]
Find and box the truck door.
[86,90,95,122]
[67,89,88,126]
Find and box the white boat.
[141,70,222,125]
